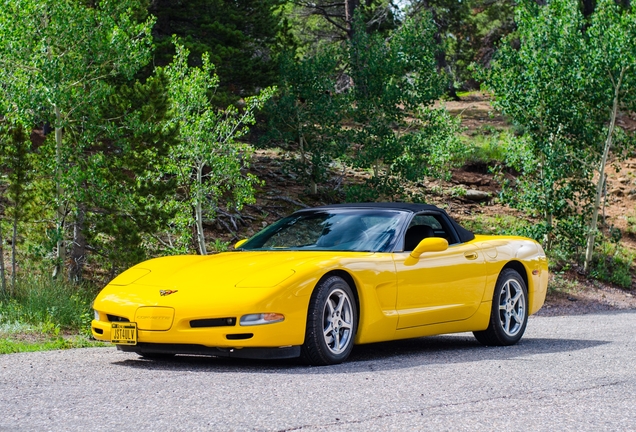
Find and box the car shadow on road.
[110,334,609,374]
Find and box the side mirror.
[234,239,248,249]
[410,237,448,259]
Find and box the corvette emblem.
[160,290,178,296]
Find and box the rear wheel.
[301,276,357,366]
[473,268,528,346]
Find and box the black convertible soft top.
[306,202,475,243]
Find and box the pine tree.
[150,0,283,102]
[68,71,179,281]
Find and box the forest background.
[1,0,636,349]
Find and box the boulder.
[464,189,491,202]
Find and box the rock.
[464,189,491,202]
[611,188,625,197]
[618,177,630,184]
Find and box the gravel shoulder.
[538,274,636,316]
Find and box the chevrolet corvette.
[91,203,548,365]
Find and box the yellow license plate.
[111,322,137,345]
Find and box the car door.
[394,214,487,329]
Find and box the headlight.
[94,310,100,321]
[240,313,285,326]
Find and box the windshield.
[239,209,407,252]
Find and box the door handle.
[464,252,478,260]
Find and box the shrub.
[0,276,95,332]
[589,241,635,289]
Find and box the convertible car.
[92,203,548,365]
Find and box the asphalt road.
[1,311,635,432]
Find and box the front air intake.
[190,318,236,328]
[226,333,253,340]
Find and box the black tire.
[301,275,357,366]
[473,268,528,346]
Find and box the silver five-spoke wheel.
[302,276,358,365]
[322,288,354,355]
[497,278,526,337]
[473,268,529,346]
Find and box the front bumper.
[117,343,301,359]
[92,314,306,348]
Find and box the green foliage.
[80,71,179,274]
[483,0,636,274]
[0,121,40,291]
[417,0,516,92]
[150,0,283,103]
[588,241,635,289]
[164,41,274,254]
[0,336,105,355]
[548,270,579,295]
[459,214,531,236]
[582,0,636,271]
[210,239,231,253]
[0,0,161,280]
[0,276,96,332]
[264,11,464,201]
[464,130,509,166]
[284,0,399,52]
[626,215,636,236]
[0,0,154,125]
[263,48,348,194]
[345,12,463,200]
[482,0,598,251]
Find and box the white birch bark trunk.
[584,68,625,273]
[0,217,6,295]
[53,105,66,278]
[195,164,207,255]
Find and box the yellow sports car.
[92,203,548,365]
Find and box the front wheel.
[302,276,357,366]
[473,268,528,346]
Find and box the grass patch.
[0,276,101,354]
[548,270,580,295]
[459,214,530,236]
[0,276,96,333]
[467,135,507,165]
[626,215,636,236]
[589,241,635,289]
[0,335,106,355]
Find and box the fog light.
[240,313,285,326]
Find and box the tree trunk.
[299,134,307,168]
[345,0,360,38]
[580,0,595,17]
[0,217,6,296]
[68,205,86,282]
[53,104,66,278]
[544,212,553,251]
[584,67,625,273]
[194,164,207,255]
[11,208,18,290]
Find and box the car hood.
[110,250,377,289]
[95,251,371,315]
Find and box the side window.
[403,213,459,251]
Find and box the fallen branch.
[269,195,310,209]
